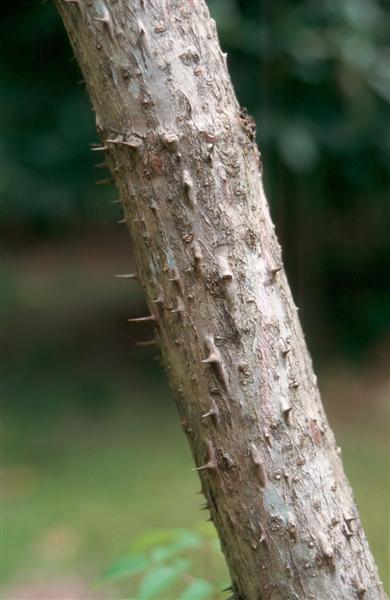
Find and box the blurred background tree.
[2,0,389,357]
[2,1,389,598]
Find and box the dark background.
[2,1,389,598]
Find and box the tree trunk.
[54,1,386,599]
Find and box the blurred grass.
[3,370,228,596]
[3,373,388,595]
[2,234,389,597]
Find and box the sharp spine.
[128,315,156,323]
[201,334,228,389]
[250,443,267,487]
[192,439,217,472]
[168,267,184,294]
[115,273,138,280]
[171,296,185,315]
[95,178,113,185]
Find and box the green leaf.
[137,560,190,599]
[103,553,148,582]
[130,528,201,555]
[179,579,215,600]
[149,532,201,563]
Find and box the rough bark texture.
[54,2,386,599]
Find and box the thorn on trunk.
[182,169,196,206]
[95,178,113,185]
[94,5,114,37]
[115,273,138,280]
[280,397,293,425]
[137,19,150,51]
[317,531,335,567]
[287,513,297,541]
[170,296,185,316]
[193,439,217,472]
[268,265,281,283]
[290,379,300,390]
[192,241,203,269]
[136,339,157,347]
[152,294,164,306]
[193,461,216,472]
[168,267,184,294]
[343,514,358,538]
[217,254,233,282]
[280,338,291,356]
[106,137,121,145]
[202,353,220,366]
[264,430,272,447]
[128,314,156,323]
[259,522,268,545]
[201,334,228,389]
[162,132,179,151]
[250,443,267,487]
[201,408,217,419]
[343,524,354,539]
[353,577,367,598]
[107,136,143,150]
[344,514,359,525]
[90,145,108,152]
[201,399,220,425]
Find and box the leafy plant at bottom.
[99,526,226,599]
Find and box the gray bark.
[54,1,386,599]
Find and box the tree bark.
[54,1,386,599]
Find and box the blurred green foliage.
[0,3,104,233]
[1,0,389,359]
[100,528,223,599]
